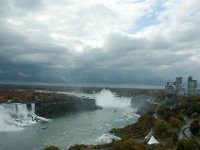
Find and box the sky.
[0,0,200,87]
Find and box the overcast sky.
[0,0,200,87]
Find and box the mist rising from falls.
[0,103,48,132]
[95,89,131,108]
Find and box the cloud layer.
[0,0,200,86]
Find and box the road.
[178,116,192,140]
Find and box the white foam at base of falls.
[95,89,131,108]
[97,134,121,144]
[0,103,50,132]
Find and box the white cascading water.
[94,89,133,144]
[0,103,49,132]
[97,134,121,144]
[36,89,132,109]
[95,89,131,108]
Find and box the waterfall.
[66,89,132,108]
[0,103,50,132]
[95,89,131,108]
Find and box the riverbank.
[63,95,200,150]
[0,90,101,117]
[1,87,199,150]
[0,84,163,100]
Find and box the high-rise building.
[175,77,185,96]
[176,77,182,91]
[176,77,182,95]
[165,82,175,94]
[188,76,197,96]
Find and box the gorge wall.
[35,96,101,117]
[0,90,101,118]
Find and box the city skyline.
[165,75,199,95]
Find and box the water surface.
[0,90,139,150]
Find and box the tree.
[176,140,200,150]
[154,120,173,138]
[169,116,183,128]
[190,121,200,135]
[44,146,60,150]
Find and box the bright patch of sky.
[128,2,164,34]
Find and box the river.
[0,89,139,150]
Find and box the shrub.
[44,146,60,150]
[191,112,198,119]
[176,140,200,150]
[190,121,200,135]
[154,120,173,138]
[68,144,92,150]
[169,116,183,128]
[113,139,148,150]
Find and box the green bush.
[169,116,183,128]
[154,120,173,138]
[190,121,200,135]
[112,139,148,150]
[44,146,60,150]
[176,140,200,150]
[68,144,92,150]
[191,112,198,119]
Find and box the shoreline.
[0,90,102,118]
[0,88,199,150]
[66,94,200,150]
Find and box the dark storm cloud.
[0,19,74,83]
[0,0,200,86]
[0,20,27,46]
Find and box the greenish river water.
[0,90,139,150]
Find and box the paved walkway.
[178,116,192,140]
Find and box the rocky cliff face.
[35,96,101,117]
[0,90,101,117]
